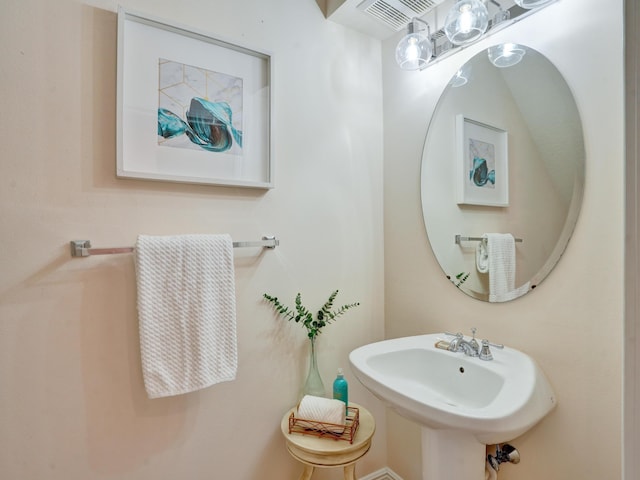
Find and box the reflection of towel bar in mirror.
[455,235,523,245]
[70,236,280,257]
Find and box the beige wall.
[0,1,386,479]
[382,0,624,479]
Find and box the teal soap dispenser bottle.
[333,368,349,414]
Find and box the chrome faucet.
[447,332,464,351]
[447,330,480,357]
[446,328,502,360]
[460,339,480,357]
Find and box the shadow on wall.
[78,256,194,473]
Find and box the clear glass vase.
[302,336,326,397]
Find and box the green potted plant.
[263,290,359,397]
[449,272,470,288]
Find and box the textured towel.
[297,395,346,433]
[483,233,516,303]
[495,281,531,302]
[135,234,237,398]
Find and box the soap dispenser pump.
[333,368,348,413]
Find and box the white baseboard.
[359,467,404,480]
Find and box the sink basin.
[349,333,556,445]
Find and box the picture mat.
[456,115,508,206]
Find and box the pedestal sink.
[349,333,556,480]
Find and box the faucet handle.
[469,327,479,348]
[479,339,493,361]
[444,329,482,342]
[444,331,465,339]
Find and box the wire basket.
[288,406,360,443]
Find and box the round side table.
[280,402,375,480]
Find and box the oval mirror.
[421,44,585,302]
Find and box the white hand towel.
[135,234,237,399]
[494,281,531,302]
[483,233,516,303]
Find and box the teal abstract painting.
[157,58,243,155]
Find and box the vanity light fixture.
[444,0,489,46]
[395,17,433,70]
[490,0,510,26]
[514,0,554,8]
[487,43,526,67]
[396,0,557,71]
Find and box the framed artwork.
[455,115,508,206]
[117,8,274,188]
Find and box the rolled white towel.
[476,235,489,273]
[297,395,346,433]
[476,237,489,273]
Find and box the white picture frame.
[456,115,508,206]
[117,8,274,189]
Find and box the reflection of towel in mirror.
[476,238,489,273]
[483,233,516,302]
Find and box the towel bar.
[455,234,523,245]
[70,236,279,257]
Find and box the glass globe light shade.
[513,0,554,8]
[487,43,526,68]
[450,64,472,87]
[395,32,433,70]
[444,0,489,46]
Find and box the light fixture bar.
[418,0,557,69]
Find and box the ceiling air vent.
[357,0,445,31]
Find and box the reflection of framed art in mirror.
[456,115,508,207]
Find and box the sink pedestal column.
[421,427,486,480]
